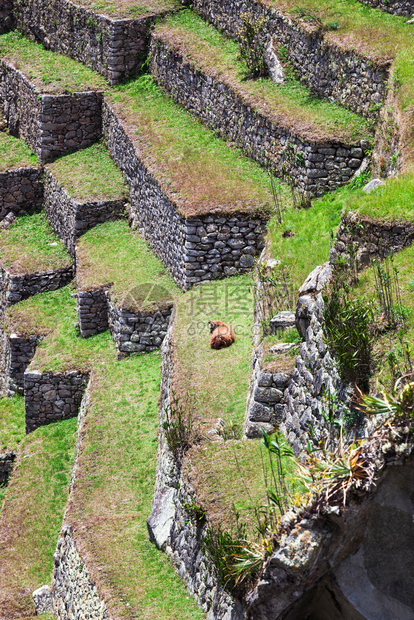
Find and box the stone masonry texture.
[149,36,367,197]
[44,169,126,256]
[0,1,13,34]
[0,167,43,220]
[358,0,414,15]
[0,59,102,162]
[0,330,38,396]
[24,369,89,433]
[192,0,391,118]
[0,264,74,311]
[103,100,268,290]
[14,0,177,84]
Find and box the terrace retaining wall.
[0,60,102,162]
[192,0,391,118]
[0,167,43,221]
[24,368,89,433]
[330,211,414,269]
[149,37,367,196]
[0,451,15,485]
[0,1,13,34]
[0,331,38,396]
[76,284,173,356]
[245,342,291,438]
[358,0,414,15]
[14,0,176,84]
[44,170,126,256]
[0,264,74,311]
[147,321,245,619]
[103,101,268,290]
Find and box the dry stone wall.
[330,211,414,269]
[24,368,89,433]
[0,451,15,484]
[0,60,102,162]
[0,264,74,311]
[147,322,245,619]
[192,0,390,118]
[149,38,366,196]
[245,343,291,438]
[0,331,38,396]
[44,170,126,256]
[358,0,414,15]
[103,101,268,290]
[0,1,13,33]
[76,288,109,337]
[14,0,175,84]
[0,167,43,220]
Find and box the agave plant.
[357,379,414,422]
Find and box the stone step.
[13,0,181,84]
[75,220,178,356]
[149,11,372,196]
[0,130,42,221]
[0,31,105,162]
[191,0,394,118]
[44,142,128,256]
[103,77,274,290]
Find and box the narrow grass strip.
[0,131,38,171]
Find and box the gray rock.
[363,178,384,193]
[298,262,332,295]
[269,342,300,354]
[264,38,285,84]
[147,485,176,550]
[33,585,52,614]
[269,311,296,333]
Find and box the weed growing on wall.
[163,391,197,459]
[237,12,267,79]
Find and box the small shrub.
[237,12,267,79]
[163,392,196,459]
[323,281,374,391]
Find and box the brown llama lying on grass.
[209,320,236,350]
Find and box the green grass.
[0,213,72,274]
[81,0,180,18]
[0,395,25,452]
[76,220,181,310]
[0,417,77,618]
[0,31,106,93]
[108,75,284,217]
[0,131,38,171]
[65,353,204,619]
[173,273,255,430]
[354,244,414,391]
[46,142,128,202]
[156,10,372,143]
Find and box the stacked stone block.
[330,211,414,269]
[192,0,391,118]
[0,264,74,312]
[24,369,89,433]
[0,167,43,221]
[245,343,291,438]
[358,0,414,15]
[0,60,102,162]
[0,332,38,396]
[0,452,15,485]
[149,38,367,196]
[14,0,177,84]
[44,170,126,256]
[76,289,109,338]
[103,101,268,290]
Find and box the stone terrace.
[150,12,372,196]
[14,0,181,83]
[0,32,105,161]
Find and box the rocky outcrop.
[0,59,102,161]
[191,0,391,118]
[247,455,414,620]
[149,36,367,197]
